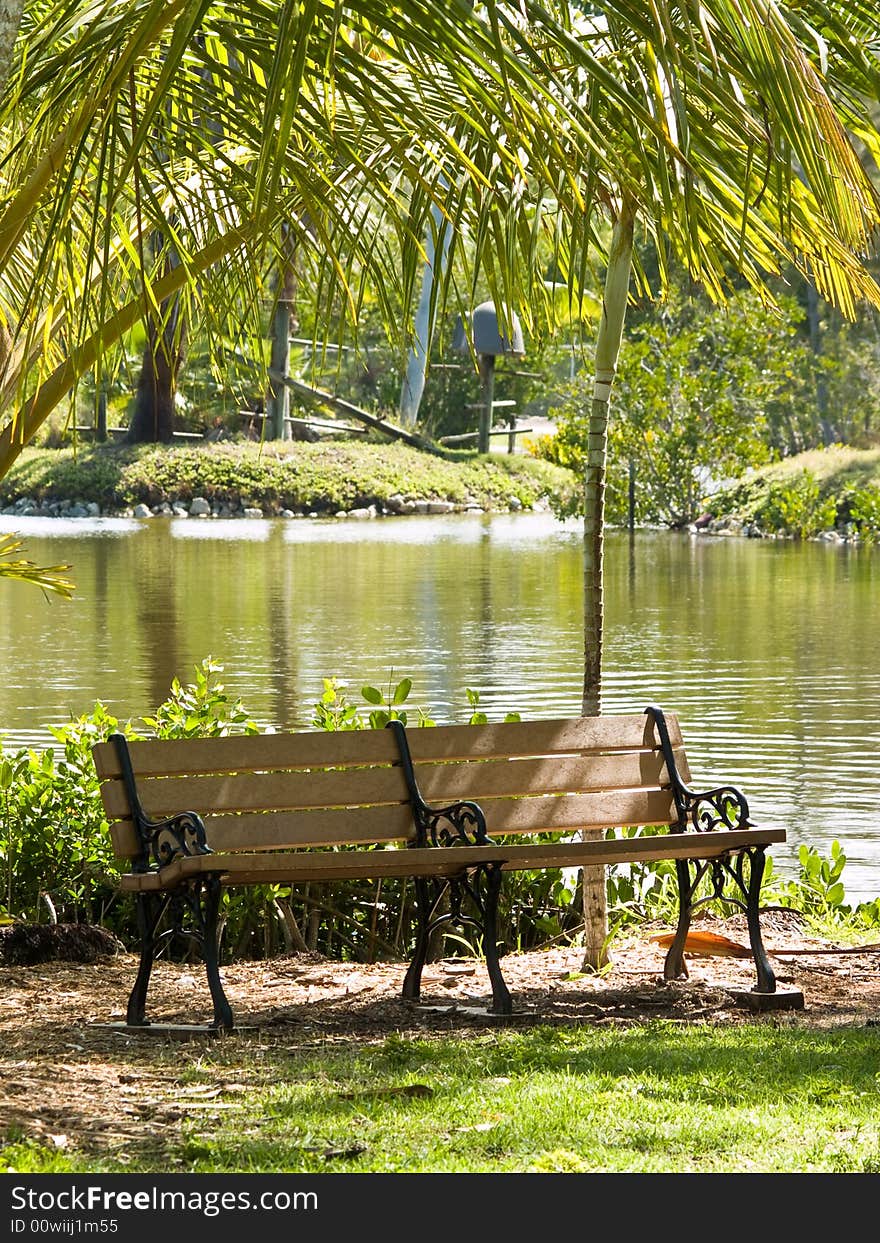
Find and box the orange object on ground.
[649,930,752,958]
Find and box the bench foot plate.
[728,988,805,1012]
[92,1022,251,1038]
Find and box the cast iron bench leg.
[664,850,777,994]
[127,892,170,1026]
[200,874,234,1030]
[482,862,512,1015]
[402,876,434,1002]
[401,867,512,1015]
[663,858,694,982]
[127,876,233,1030]
[741,846,776,993]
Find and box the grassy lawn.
[4,1022,879,1175]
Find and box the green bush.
[0,702,132,933]
[848,485,880,542]
[754,470,838,539]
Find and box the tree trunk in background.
[0,2,25,98]
[806,280,836,445]
[126,250,186,444]
[267,226,297,440]
[399,202,452,428]
[0,1,24,371]
[581,196,635,972]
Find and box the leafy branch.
[0,534,74,599]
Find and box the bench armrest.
[674,783,751,833]
[416,798,491,849]
[140,809,213,871]
[644,706,752,833]
[110,733,213,872]
[385,720,492,848]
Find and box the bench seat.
[118,828,784,892]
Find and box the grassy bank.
[0,441,577,517]
[707,445,880,538]
[4,1022,879,1174]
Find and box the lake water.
[2,511,878,901]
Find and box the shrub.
[848,485,880,543]
[754,471,838,539]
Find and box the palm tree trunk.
[0,0,24,370]
[126,249,186,444]
[399,203,452,427]
[581,195,636,971]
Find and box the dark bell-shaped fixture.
[452,301,525,357]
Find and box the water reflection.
[1,512,877,900]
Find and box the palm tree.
[0,4,877,467]
[553,1,880,965]
[0,1,613,467]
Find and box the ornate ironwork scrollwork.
[151,811,212,868]
[110,733,212,872]
[426,800,490,849]
[684,785,750,833]
[385,720,494,849]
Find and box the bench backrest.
[92,713,688,863]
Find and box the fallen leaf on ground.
[336,1084,433,1101]
[649,931,752,958]
[323,1144,367,1160]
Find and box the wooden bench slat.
[101,765,408,821]
[403,715,682,760]
[117,827,785,891]
[108,789,679,859]
[98,748,681,821]
[92,714,680,780]
[109,802,417,858]
[92,729,401,779]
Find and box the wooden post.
[477,353,494,453]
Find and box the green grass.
[0,441,576,516]
[4,1023,879,1175]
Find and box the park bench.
[91,706,788,1031]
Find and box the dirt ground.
[1,909,878,1160]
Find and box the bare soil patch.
[1,910,877,1162]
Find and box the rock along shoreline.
[1,492,551,522]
